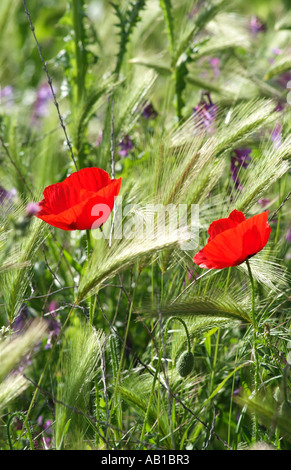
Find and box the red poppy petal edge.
[207,209,246,241]
[194,210,271,270]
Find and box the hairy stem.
[246,258,259,442]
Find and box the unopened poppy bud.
[176,351,194,378]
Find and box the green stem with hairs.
[86,230,96,325]
[246,258,259,442]
[164,316,191,353]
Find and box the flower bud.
[176,351,194,378]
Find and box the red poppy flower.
[193,209,271,269]
[35,167,121,231]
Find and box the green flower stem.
[164,316,191,353]
[246,258,259,442]
[86,230,97,325]
[246,259,256,327]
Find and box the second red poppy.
[193,209,271,269]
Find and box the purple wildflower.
[182,269,197,286]
[11,305,30,333]
[269,47,282,64]
[1,85,13,98]
[250,16,266,35]
[257,198,270,208]
[26,202,41,217]
[272,47,282,55]
[0,85,14,109]
[274,101,284,112]
[36,416,53,449]
[0,187,7,205]
[96,129,103,147]
[233,386,243,396]
[0,186,17,206]
[193,92,217,132]
[31,82,53,124]
[267,50,291,90]
[286,228,291,243]
[271,123,282,148]
[118,135,133,157]
[142,102,157,120]
[187,1,205,19]
[44,419,52,433]
[209,57,220,77]
[276,70,291,89]
[48,300,58,314]
[230,148,252,190]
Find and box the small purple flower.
[26,202,41,217]
[269,47,282,64]
[0,85,14,109]
[193,92,217,132]
[250,16,266,35]
[274,101,284,112]
[258,198,270,208]
[286,228,291,243]
[31,82,54,124]
[43,419,52,434]
[0,186,17,206]
[276,70,291,89]
[36,416,53,449]
[271,123,282,148]
[182,269,197,285]
[48,300,58,314]
[230,148,252,191]
[233,385,243,396]
[1,85,13,98]
[118,135,133,157]
[142,102,157,120]
[11,305,30,333]
[187,0,205,19]
[272,47,282,55]
[96,129,103,147]
[209,57,220,77]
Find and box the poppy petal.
[194,210,271,269]
[61,167,112,192]
[208,209,246,241]
[35,168,122,231]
